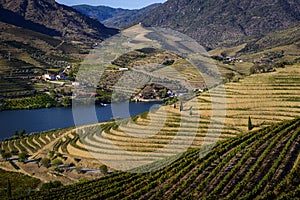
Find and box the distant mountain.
[141,0,300,49]
[73,3,161,29]
[0,0,118,42]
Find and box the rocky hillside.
[73,3,161,29]
[141,0,300,49]
[0,0,118,42]
[239,22,300,53]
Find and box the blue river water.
[0,102,161,140]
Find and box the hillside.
[0,63,299,186]
[17,117,300,199]
[141,0,300,49]
[73,3,161,29]
[238,23,300,54]
[0,0,118,42]
[0,0,119,105]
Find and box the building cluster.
[40,74,67,81]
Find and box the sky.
[56,0,167,9]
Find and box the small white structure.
[56,75,65,80]
[72,82,80,86]
[43,74,55,80]
[119,68,129,71]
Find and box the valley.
[0,0,300,199]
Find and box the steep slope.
[239,22,300,53]
[73,3,161,29]
[20,118,300,199]
[141,0,300,48]
[0,21,83,100]
[0,0,118,41]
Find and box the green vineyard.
[20,118,300,199]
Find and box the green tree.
[248,116,253,131]
[52,158,63,166]
[62,97,71,107]
[19,129,26,137]
[1,151,12,161]
[48,151,54,158]
[40,181,62,191]
[45,103,52,108]
[100,165,108,174]
[14,130,19,138]
[18,152,29,162]
[7,179,12,199]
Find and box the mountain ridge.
[73,3,162,29]
[141,0,300,48]
[0,0,119,42]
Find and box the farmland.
[0,64,299,186]
[19,117,300,199]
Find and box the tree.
[7,179,12,199]
[48,151,54,158]
[45,103,52,108]
[14,130,19,138]
[18,152,29,162]
[41,158,51,168]
[40,181,62,191]
[62,97,71,107]
[248,116,253,131]
[180,101,183,112]
[1,151,12,161]
[225,72,235,82]
[19,129,26,137]
[100,165,108,174]
[190,106,193,116]
[74,158,81,163]
[52,158,63,166]
[162,88,167,98]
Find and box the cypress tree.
[248,116,253,131]
[180,101,183,112]
[7,179,12,199]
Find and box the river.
[0,102,161,140]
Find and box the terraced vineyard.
[0,129,71,156]
[202,65,300,131]
[1,65,299,169]
[22,117,300,199]
[63,65,300,167]
[0,64,299,196]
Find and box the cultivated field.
[1,64,299,177]
[22,117,300,199]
